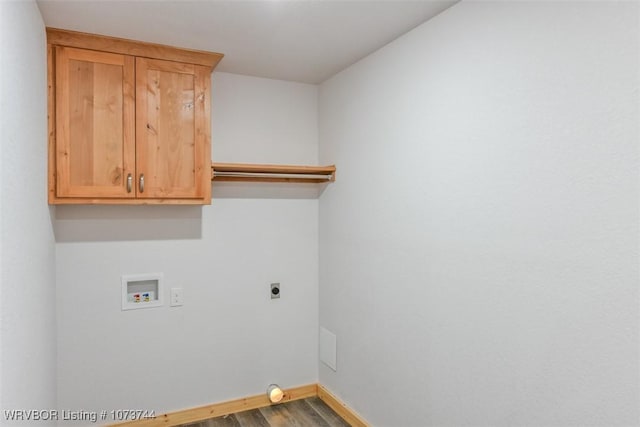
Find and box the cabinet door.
[55,47,135,198]
[136,58,211,200]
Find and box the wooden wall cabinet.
[47,28,223,205]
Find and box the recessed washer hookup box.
[121,273,163,310]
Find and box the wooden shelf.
[212,163,336,184]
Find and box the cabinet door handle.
[139,174,145,193]
[126,174,132,193]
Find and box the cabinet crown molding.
[46,27,224,70]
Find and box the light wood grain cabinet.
[55,47,135,199]
[135,58,210,200]
[48,29,222,205]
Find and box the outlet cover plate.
[170,287,184,307]
[271,282,280,299]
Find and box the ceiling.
[37,0,457,84]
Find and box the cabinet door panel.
[136,58,210,200]
[56,47,135,198]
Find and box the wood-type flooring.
[180,397,351,427]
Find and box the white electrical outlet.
[170,287,184,307]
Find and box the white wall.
[319,2,639,426]
[55,72,319,422]
[0,1,57,424]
